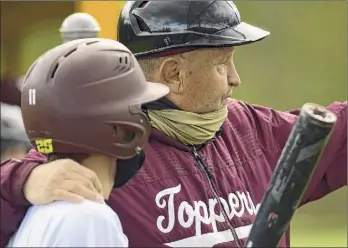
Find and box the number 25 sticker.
[35,139,53,153]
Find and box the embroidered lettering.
[155,184,260,237]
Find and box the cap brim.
[136,82,170,105]
[220,22,270,44]
[185,22,270,47]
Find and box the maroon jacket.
[1,100,347,247]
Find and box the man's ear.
[159,58,183,94]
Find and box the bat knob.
[302,103,337,126]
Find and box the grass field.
[290,187,347,247]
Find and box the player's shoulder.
[51,200,127,245]
[8,200,125,247]
[49,199,116,220]
[8,200,113,247]
[28,199,117,225]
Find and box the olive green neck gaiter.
[147,106,228,145]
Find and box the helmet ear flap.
[109,113,151,159]
[112,124,137,144]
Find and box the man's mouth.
[225,90,233,98]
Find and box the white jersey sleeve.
[51,203,128,247]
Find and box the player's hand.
[24,159,104,205]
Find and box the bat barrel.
[245,103,337,247]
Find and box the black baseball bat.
[245,103,337,247]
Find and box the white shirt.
[7,199,128,247]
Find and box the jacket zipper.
[191,146,242,248]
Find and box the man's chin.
[222,97,231,105]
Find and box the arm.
[0,150,43,247]
[50,206,128,247]
[247,101,347,203]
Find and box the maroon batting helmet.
[21,38,169,159]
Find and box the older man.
[1,1,346,247]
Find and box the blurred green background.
[1,1,347,246]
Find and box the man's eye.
[221,58,230,64]
[217,65,226,74]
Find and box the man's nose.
[227,75,241,87]
[227,64,241,87]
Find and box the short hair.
[137,47,231,80]
[137,53,186,80]
[137,57,165,81]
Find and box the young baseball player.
[7,38,169,247]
